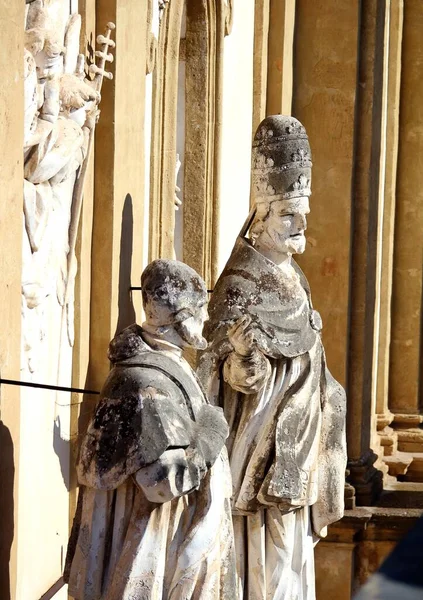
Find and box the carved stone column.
[347,0,391,505]
[388,0,423,459]
[375,1,403,465]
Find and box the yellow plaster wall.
[218,0,256,272]
[88,0,148,393]
[292,0,360,389]
[0,5,24,598]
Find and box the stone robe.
[65,325,236,600]
[198,237,347,600]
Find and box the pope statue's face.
[262,196,310,256]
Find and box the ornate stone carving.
[65,259,236,598]
[149,0,184,261]
[198,115,347,600]
[22,2,113,374]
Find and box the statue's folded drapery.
[198,237,347,599]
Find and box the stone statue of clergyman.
[198,115,347,600]
[65,260,236,599]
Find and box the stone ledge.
[325,506,423,543]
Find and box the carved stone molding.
[150,0,227,288]
[392,414,423,453]
[182,0,227,287]
[347,451,384,506]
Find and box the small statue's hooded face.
[141,259,208,350]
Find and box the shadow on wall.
[54,193,137,493]
[53,415,70,491]
[116,193,136,336]
[66,192,138,477]
[0,420,14,600]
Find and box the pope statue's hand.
[224,315,270,394]
[228,315,257,357]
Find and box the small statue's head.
[250,115,312,258]
[141,259,208,350]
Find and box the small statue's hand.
[192,405,229,468]
[196,405,229,441]
[228,315,257,357]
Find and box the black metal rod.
[39,577,65,600]
[0,378,100,395]
[130,287,214,293]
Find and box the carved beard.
[174,320,208,351]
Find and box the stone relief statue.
[198,115,347,600]
[65,260,237,599]
[22,1,113,376]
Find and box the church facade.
[0,1,422,598]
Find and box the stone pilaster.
[89,0,148,394]
[293,0,359,390]
[69,0,97,540]
[266,0,295,116]
[252,0,270,135]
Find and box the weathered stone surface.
[19,5,114,597]
[65,259,236,599]
[22,4,108,371]
[199,115,347,599]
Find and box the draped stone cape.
[76,336,202,490]
[65,326,236,599]
[198,237,347,537]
